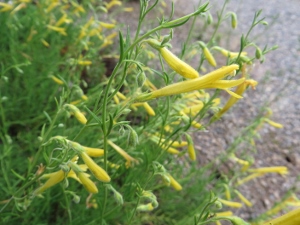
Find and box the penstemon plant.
[0,0,295,225]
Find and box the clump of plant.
[0,1,296,225]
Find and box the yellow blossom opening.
[34,170,65,195]
[107,140,138,167]
[136,64,239,101]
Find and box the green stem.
[27,110,60,176]
[209,0,228,44]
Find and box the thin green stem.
[27,110,60,176]
[209,0,228,44]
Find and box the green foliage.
[0,1,294,225]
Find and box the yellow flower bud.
[34,170,65,195]
[82,146,104,157]
[167,174,182,191]
[248,166,288,175]
[77,172,98,193]
[80,152,111,182]
[234,190,252,207]
[231,13,238,29]
[64,104,87,125]
[50,75,64,85]
[203,47,217,67]
[147,39,199,79]
[137,203,154,212]
[143,102,155,116]
[264,118,283,128]
[218,198,243,208]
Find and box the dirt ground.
[117,0,300,221]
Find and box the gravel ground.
[118,0,300,221]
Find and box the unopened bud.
[260,21,268,26]
[231,13,238,29]
[255,47,262,59]
[207,12,213,24]
[136,71,146,87]
[215,200,223,210]
[128,128,139,147]
[73,195,81,204]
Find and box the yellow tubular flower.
[236,173,264,186]
[168,140,188,147]
[229,154,250,172]
[99,22,116,29]
[203,47,217,67]
[136,64,239,101]
[34,170,65,195]
[234,190,252,207]
[264,118,283,128]
[10,3,26,15]
[143,102,155,116]
[137,203,154,212]
[182,102,204,117]
[144,78,157,90]
[161,144,180,154]
[159,47,199,79]
[113,95,120,104]
[116,92,126,100]
[105,0,122,10]
[152,135,188,148]
[213,46,247,58]
[78,60,92,66]
[46,1,60,13]
[218,198,243,208]
[26,28,37,42]
[186,135,196,161]
[180,111,202,128]
[47,25,67,36]
[224,184,231,200]
[107,140,138,167]
[64,104,87,125]
[41,39,50,47]
[74,111,87,125]
[123,7,133,12]
[248,166,288,175]
[82,146,104,157]
[147,39,199,79]
[263,207,300,225]
[215,211,233,217]
[55,14,67,27]
[0,3,13,12]
[50,75,64,85]
[80,152,111,182]
[167,174,182,191]
[212,79,258,121]
[81,95,88,101]
[77,172,98,193]
[67,171,90,183]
